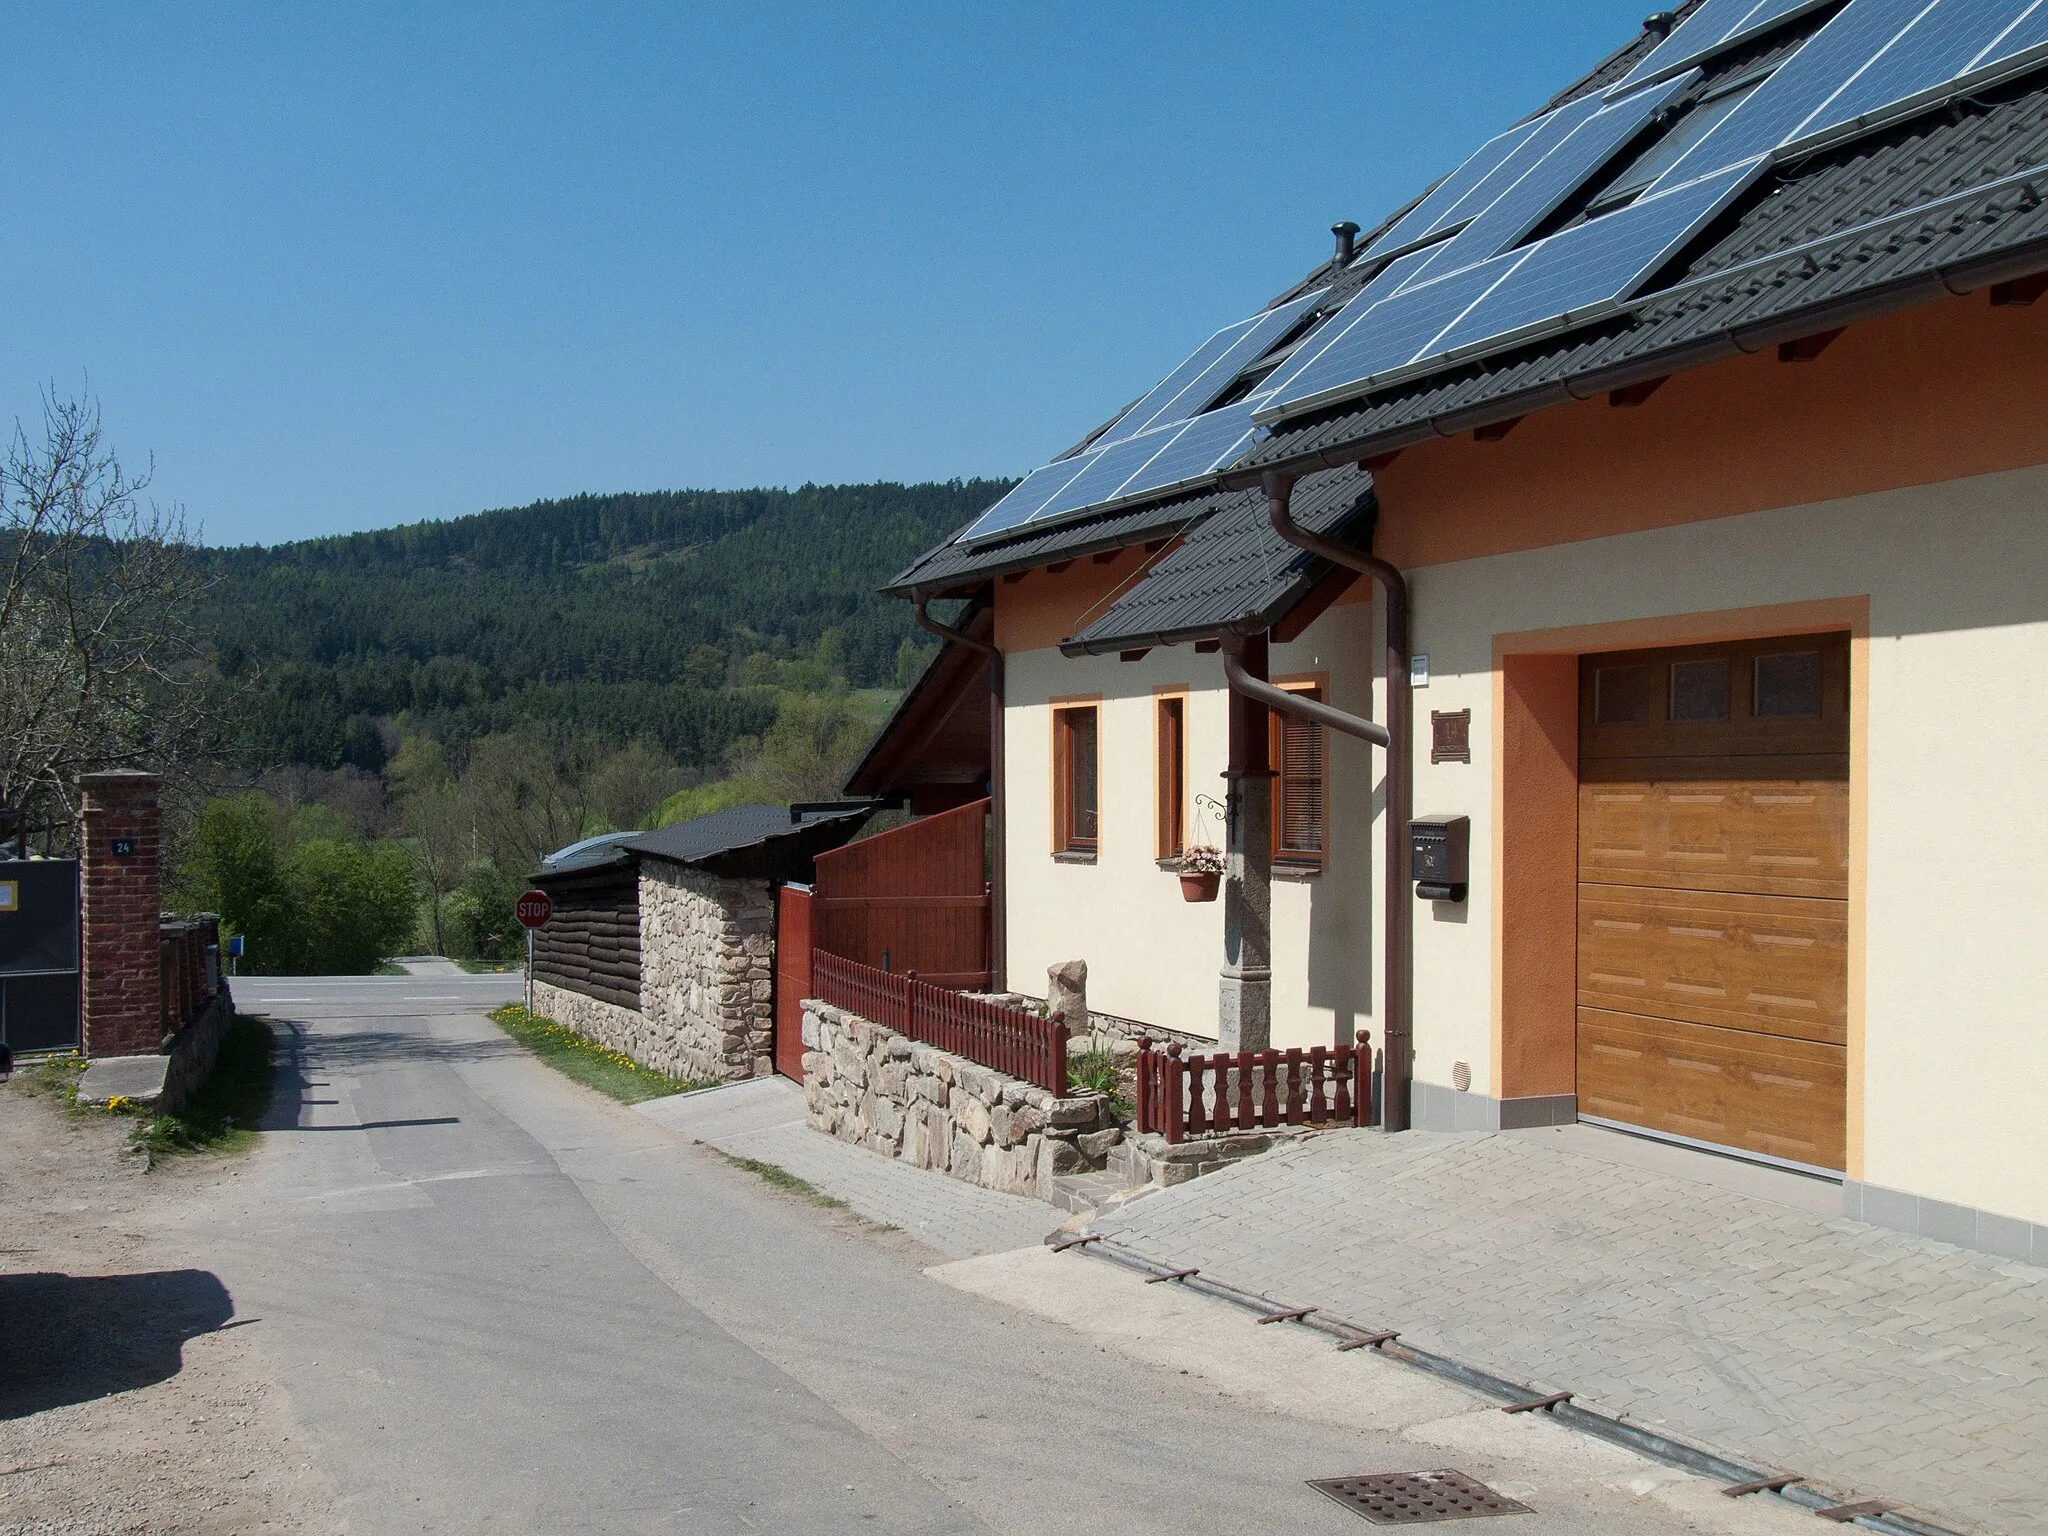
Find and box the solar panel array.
[955,0,2048,548]
[1259,0,2048,421]
[955,288,1332,544]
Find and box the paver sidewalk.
[1086,1126,2048,1536]
[638,1077,1058,1258]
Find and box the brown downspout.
[1215,632,1390,1061]
[1260,469,1414,1132]
[915,593,1006,991]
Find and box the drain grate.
[1308,1470,1532,1525]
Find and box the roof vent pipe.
[1332,221,1361,266]
[1643,11,1677,38]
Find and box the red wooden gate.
[773,884,813,1081]
[811,798,990,989]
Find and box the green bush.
[176,793,420,974]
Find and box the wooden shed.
[529,803,872,1083]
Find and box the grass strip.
[458,959,521,974]
[714,1150,845,1209]
[131,1016,278,1165]
[489,1003,701,1104]
[11,1051,86,1103]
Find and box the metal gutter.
[914,593,1007,990]
[1221,232,2048,489]
[1061,1235,1967,1536]
[1258,472,1415,1133]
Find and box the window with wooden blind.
[1053,704,1099,856]
[1155,694,1186,860]
[1270,681,1328,866]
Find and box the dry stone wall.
[639,862,775,1082]
[801,999,1116,1201]
[532,861,774,1084]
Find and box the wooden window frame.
[1050,697,1102,860]
[1269,674,1330,869]
[1154,689,1188,862]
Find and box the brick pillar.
[79,770,165,1059]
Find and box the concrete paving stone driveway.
[640,1076,1059,1258]
[1084,1124,2048,1536]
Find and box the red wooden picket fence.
[811,949,1069,1097]
[1135,1032,1373,1143]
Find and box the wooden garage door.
[1577,633,1849,1171]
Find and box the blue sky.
[3,3,1648,547]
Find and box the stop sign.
[515,889,553,929]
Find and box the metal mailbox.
[1410,815,1470,903]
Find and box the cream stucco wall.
[1001,460,2048,1227]
[1405,461,2048,1227]
[1003,598,1380,1050]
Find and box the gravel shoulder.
[0,1079,335,1535]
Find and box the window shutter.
[1273,686,1327,861]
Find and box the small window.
[1754,650,1823,718]
[1054,705,1099,855]
[1670,657,1730,722]
[1271,684,1328,865]
[1156,696,1186,860]
[1594,665,1651,724]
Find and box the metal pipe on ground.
[914,593,1006,991]
[1258,470,1414,1130]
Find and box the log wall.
[531,868,641,1013]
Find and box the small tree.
[0,393,229,834]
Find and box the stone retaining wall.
[801,999,1117,1201]
[530,863,774,1085]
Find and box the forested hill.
[198,479,1010,773]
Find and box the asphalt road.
[189,972,1809,1536]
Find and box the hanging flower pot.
[1177,845,1224,902]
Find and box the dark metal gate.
[0,859,81,1053]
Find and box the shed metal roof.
[533,802,875,884]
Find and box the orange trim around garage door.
[1492,596,1869,1178]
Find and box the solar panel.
[1793,0,2025,144]
[1109,290,1326,441]
[1261,254,1527,414]
[1361,117,1551,262]
[955,456,1099,544]
[1417,161,1766,368]
[1004,432,1166,533]
[1783,0,2048,151]
[1115,406,1261,499]
[1613,0,1840,91]
[1645,0,1934,187]
[1406,74,1696,282]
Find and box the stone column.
[79,770,165,1059]
[1219,635,1273,1052]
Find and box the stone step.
[1048,1169,1146,1216]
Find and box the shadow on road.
[0,1270,235,1418]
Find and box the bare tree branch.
[0,390,240,833]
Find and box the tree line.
[1,391,1004,973]
[196,478,1008,774]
